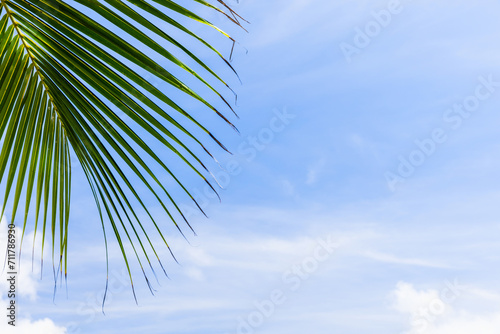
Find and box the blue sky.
[3,0,500,333]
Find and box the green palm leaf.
[0,0,242,298]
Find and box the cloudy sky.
[3,0,500,333]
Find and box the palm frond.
[0,0,242,296]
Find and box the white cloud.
[391,281,500,334]
[0,317,67,334]
[391,282,444,314]
[423,314,500,334]
[0,216,66,333]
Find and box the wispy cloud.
[361,250,449,268]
